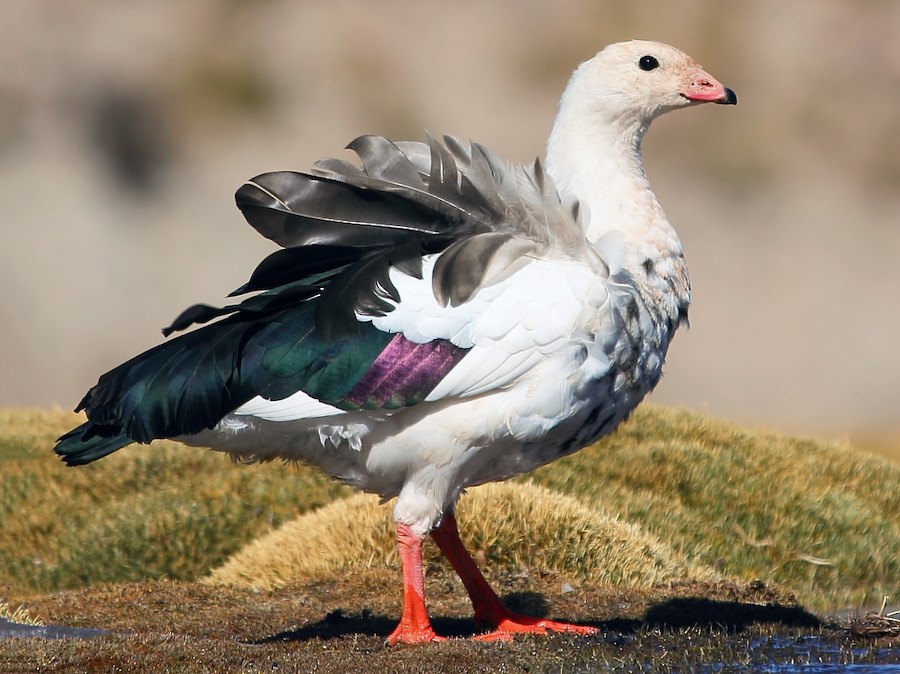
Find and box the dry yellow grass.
[0,599,43,626]
[206,482,714,592]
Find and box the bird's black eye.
[639,55,659,71]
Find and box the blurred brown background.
[2,1,898,453]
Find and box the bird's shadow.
[604,596,820,633]
[248,591,820,644]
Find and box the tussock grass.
[1,405,897,610]
[0,599,43,626]
[525,406,900,609]
[0,408,349,593]
[207,482,713,591]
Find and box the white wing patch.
[363,256,610,400]
[427,348,544,400]
[233,390,345,421]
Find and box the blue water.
[701,635,900,673]
[0,618,108,640]
[732,663,900,674]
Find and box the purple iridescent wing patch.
[345,333,469,409]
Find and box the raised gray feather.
[235,134,591,317]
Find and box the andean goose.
[55,40,736,644]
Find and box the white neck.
[544,80,684,275]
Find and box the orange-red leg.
[430,511,597,641]
[386,522,445,645]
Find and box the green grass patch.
[0,405,896,611]
[0,408,350,593]
[524,406,900,609]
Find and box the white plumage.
[57,40,735,644]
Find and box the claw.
[483,612,599,637]
[385,622,446,646]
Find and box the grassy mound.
[207,482,714,591]
[1,405,896,610]
[525,407,900,609]
[0,408,350,593]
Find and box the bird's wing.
[231,253,608,423]
[57,135,599,460]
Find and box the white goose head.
[545,41,735,247]
[560,40,736,130]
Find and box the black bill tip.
[719,87,738,105]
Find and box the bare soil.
[2,569,896,673]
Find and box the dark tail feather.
[54,422,133,466]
